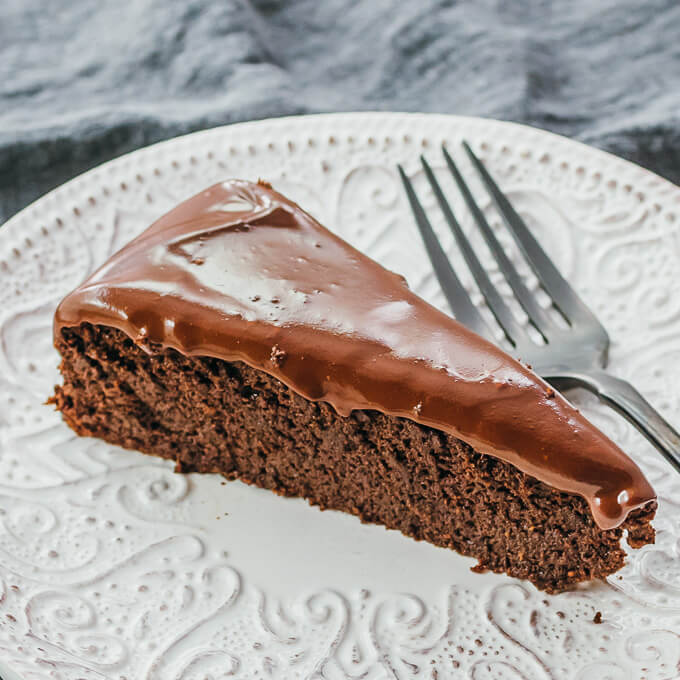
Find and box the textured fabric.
[1,0,678,223]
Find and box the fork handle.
[548,370,680,473]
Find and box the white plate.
[1,113,680,680]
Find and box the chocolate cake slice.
[52,179,656,592]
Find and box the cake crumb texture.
[52,324,656,592]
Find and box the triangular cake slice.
[52,179,656,591]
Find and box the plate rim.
[3,111,678,235]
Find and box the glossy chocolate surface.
[55,180,656,529]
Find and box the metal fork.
[398,143,680,472]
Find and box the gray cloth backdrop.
[1,0,679,225]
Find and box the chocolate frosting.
[54,179,656,529]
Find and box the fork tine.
[397,165,493,341]
[442,146,556,341]
[420,156,527,347]
[462,141,604,329]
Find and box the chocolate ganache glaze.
[55,179,655,529]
